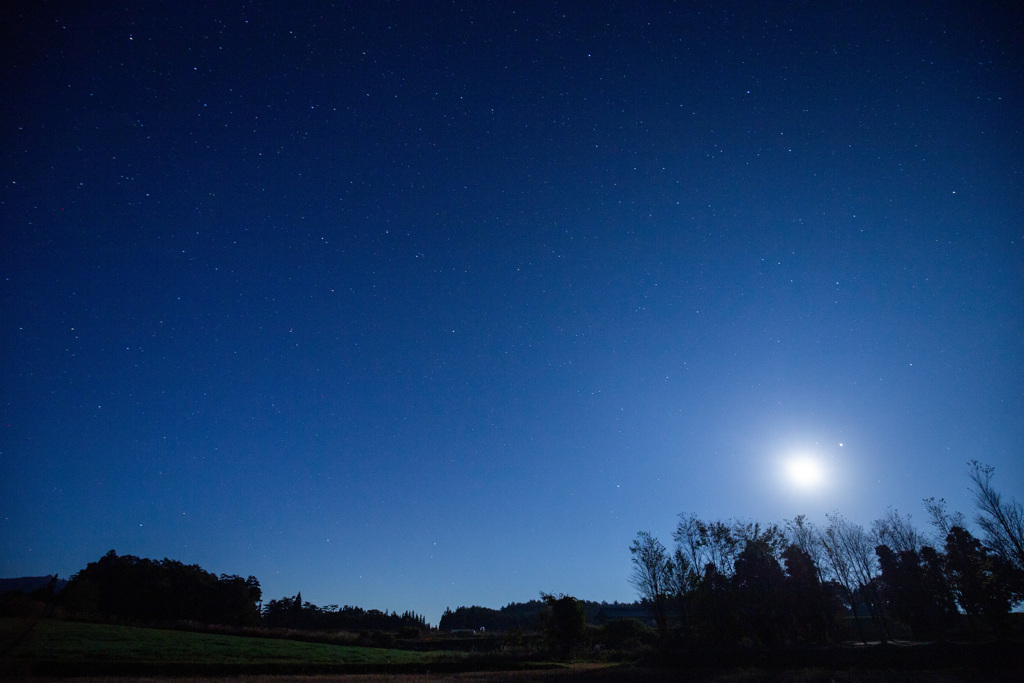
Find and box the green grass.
[3,619,1016,681]
[0,617,463,675]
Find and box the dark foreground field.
[7,669,1024,683]
[0,617,476,676]
[2,618,1022,681]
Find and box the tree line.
[22,460,1021,649]
[262,592,427,632]
[58,550,262,626]
[438,598,645,632]
[440,600,546,632]
[53,550,426,633]
[629,461,1024,646]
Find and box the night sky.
[3,2,1022,625]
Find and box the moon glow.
[785,457,825,489]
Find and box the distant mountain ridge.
[0,575,67,594]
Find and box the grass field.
[3,617,1021,681]
[0,617,472,676]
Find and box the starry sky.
[2,2,1022,625]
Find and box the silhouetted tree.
[923,496,966,541]
[875,544,955,639]
[967,461,1024,601]
[676,514,763,584]
[918,544,957,622]
[541,593,587,657]
[625,460,1024,647]
[872,507,923,554]
[439,601,544,632]
[943,526,1015,632]
[601,617,646,651]
[732,538,786,645]
[820,514,888,643]
[688,562,738,644]
[675,513,706,579]
[786,515,825,574]
[781,543,833,643]
[263,595,427,632]
[59,550,261,626]
[629,531,672,639]
[733,521,788,561]
[668,547,699,636]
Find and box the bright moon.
[785,457,824,489]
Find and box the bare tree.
[820,512,889,643]
[923,496,966,540]
[669,546,698,633]
[673,514,742,579]
[733,520,788,563]
[872,507,922,554]
[967,461,1024,575]
[786,515,824,571]
[705,519,741,575]
[674,513,707,577]
[629,531,672,638]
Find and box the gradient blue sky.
[3,2,1022,625]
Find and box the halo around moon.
[785,456,825,489]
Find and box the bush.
[541,593,587,658]
[357,630,395,648]
[602,617,646,651]
[0,592,45,618]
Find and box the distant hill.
[0,575,67,594]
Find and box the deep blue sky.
[3,2,1022,625]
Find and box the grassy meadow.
[3,617,1021,681]
[0,617,472,676]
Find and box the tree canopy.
[628,463,1024,646]
[60,550,261,626]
